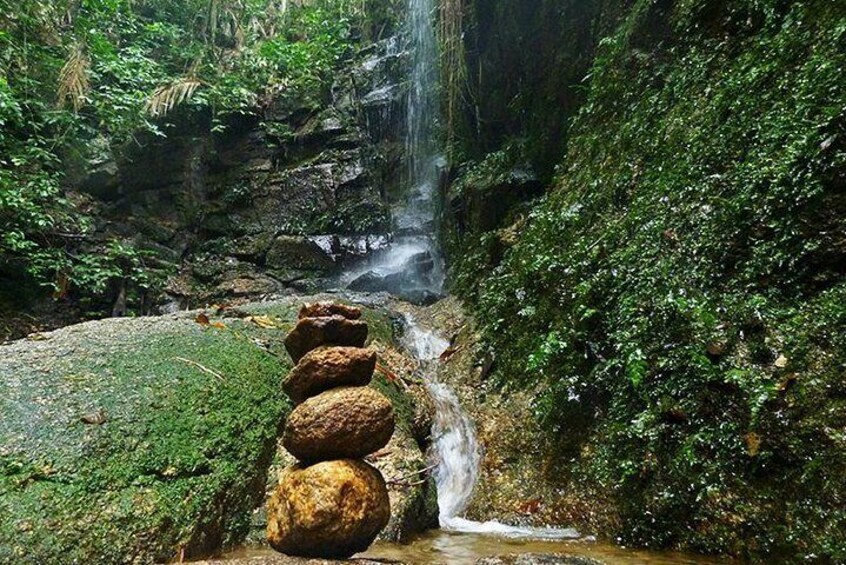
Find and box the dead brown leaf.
[246,315,278,329]
[81,409,107,425]
[745,432,762,456]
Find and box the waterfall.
[343,0,444,300]
[391,0,578,540]
[404,0,441,234]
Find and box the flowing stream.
[401,314,580,539]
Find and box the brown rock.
[298,301,362,320]
[283,347,377,404]
[267,460,390,559]
[284,316,368,363]
[283,387,394,462]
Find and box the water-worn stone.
[283,347,376,404]
[298,302,362,320]
[267,460,390,559]
[283,387,395,462]
[284,316,368,363]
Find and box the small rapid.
[401,314,580,540]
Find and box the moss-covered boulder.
[0,303,304,564]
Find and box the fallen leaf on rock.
[246,315,278,329]
[195,313,210,326]
[81,409,107,425]
[376,362,399,383]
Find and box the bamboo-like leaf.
[57,44,90,112]
[144,78,203,118]
[438,0,468,142]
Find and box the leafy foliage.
[0,0,366,313]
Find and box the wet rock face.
[283,316,369,363]
[283,347,377,404]
[282,387,395,462]
[67,42,402,311]
[267,460,390,559]
[346,250,443,305]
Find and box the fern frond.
[144,78,203,118]
[57,44,90,112]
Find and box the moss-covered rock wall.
[446,0,846,559]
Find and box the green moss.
[449,0,846,559]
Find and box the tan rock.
[298,301,362,320]
[283,387,395,462]
[283,347,377,404]
[267,460,390,559]
[284,316,368,363]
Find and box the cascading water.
[343,0,444,300]
[389,0,579,541]
[402,314,580,539]
[401,316,481,522]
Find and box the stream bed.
[218,532,732,565]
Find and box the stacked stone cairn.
[267,302,395,559]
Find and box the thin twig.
[174,357,225,380]
[387,462,438,486]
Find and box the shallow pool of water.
[222,531,732,565]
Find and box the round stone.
[282,387,395,462]
[267,460,390,559]
[283,346,377,404]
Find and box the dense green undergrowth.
[0,0,372,312]
[450,0,846,559]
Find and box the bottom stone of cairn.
[267,459,391,559]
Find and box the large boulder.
[266,460,390,559]
[283,347,376,404]
[284,316,368,363]
[282,387,395,462]
[265,236,338,282]
[0,305,296,565]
